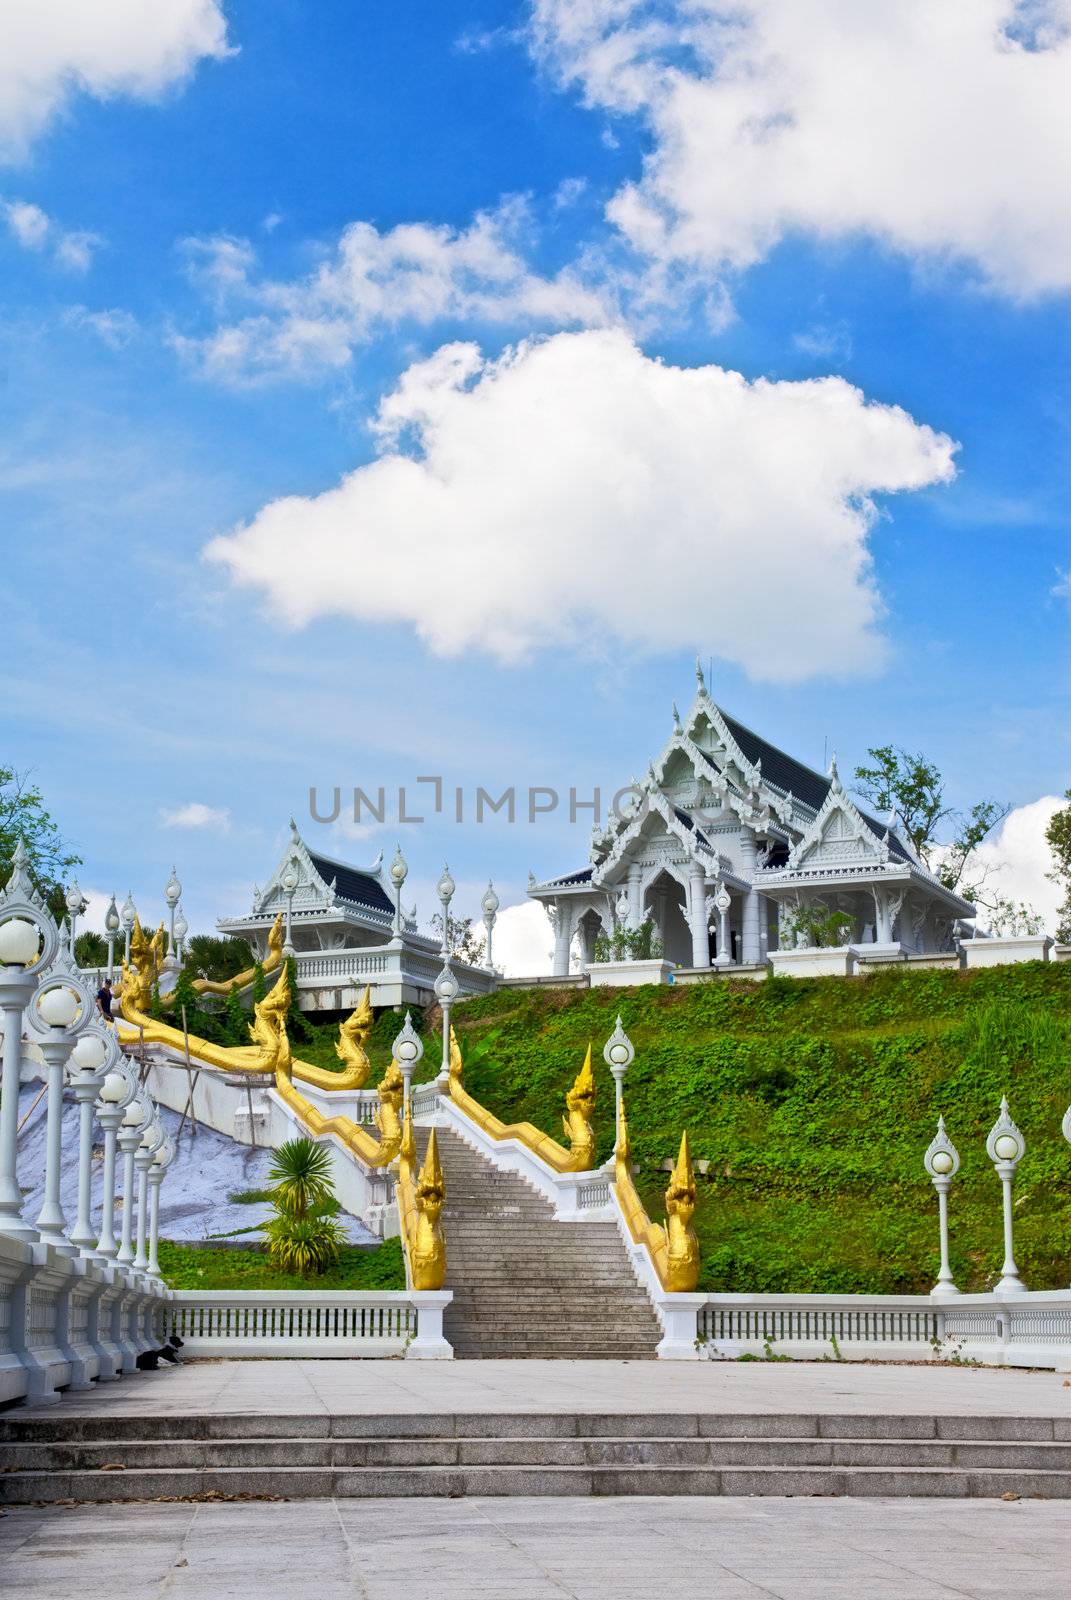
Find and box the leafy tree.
[224,984,248,1046]
[185,933,254,983]
[1045,790,1071,942]
[269,1138,334,1217]
[0,765,80,921]
[853,746,1009,904]
[75,931,109,968]
[429,911,486,965]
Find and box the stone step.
[4,1460,1071,1503]
[8,1435,1071,1473]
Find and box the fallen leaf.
[1001,1492,1021,1502]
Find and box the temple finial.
[672,701,682,732]
[695,655,706,691]
[829,751,841,789]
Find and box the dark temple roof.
[308,852,394,914]
[717,708,913,864]
[544,867,594,887]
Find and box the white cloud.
[970,796,1066,933]
[477,901,553,977]
[160,802,231,831]
[206,328,955,680]
[175,202,612,383]
[531,0,1071,297]
[0,0,231,160]
[64,305,138,348]
[3,198,101,271]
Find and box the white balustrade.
[169,1289,452,1359]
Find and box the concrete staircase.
[3,1410,1071,1501]
[418,1127,661,1359]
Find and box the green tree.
[0,765,80,920]
[75,930,109,968]
[1046,790,1071,942]
[853,746,1008,902]
[429,911,486,965]
[185,934,254,983]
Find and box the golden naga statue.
[334,986,373,1086]
[196,913,285,996]
[121,914,168,1012]
[444,1032,598,1174]
[613,1102,700,1292]
[560,1044,597,1172]
[662,1132,700,1293]
[410,1129,447,1291]
[369,1060,404,1167]
[447,1024,464,1087]
[247,964,293,1077]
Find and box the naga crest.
[335,985,373,1085]
[410,1129,446,1290]
[370,1059,404,1167]
[561,1044,596,1171]
[248,967,293,1078]
[663,1131,699,1292]
[448,1024,464,1087]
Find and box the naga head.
[664,1131,697,1225]
[265,912,285,964]
[448,1025,464,1085]
[378,1060,404,1109]
[565,1044,596,1120]
[416,1130,445,1222]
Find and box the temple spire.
[695,655,706,692]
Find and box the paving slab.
[9,1355,1071,1421]
[3,1496,1070,1600]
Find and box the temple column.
[550,902,572,977]
[687,868,709,969]
[738,830,762,965]
[627,864,643,930]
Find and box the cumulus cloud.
[0,0,231,160]
[205,328,956,679]
[2,198,101,271]
[64,305,138,348]
[160,802,231,831]
[477,901,553,977]
[970,796,1065,933]
[175,202,612,383]
[531,0,1071,297]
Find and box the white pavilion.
[217,821,495,1011]
[528,666,976,977]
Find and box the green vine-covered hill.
[438,963,1071,1295]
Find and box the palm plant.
[265,1137,344,1277]
[268,1138,334,1219]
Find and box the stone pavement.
[13,1355,1071,1421]
[1,1494,1069,1600]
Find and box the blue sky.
[1,1,1069,957]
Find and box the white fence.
[0,1235,169,1406]
[695,1291,1071,1369]
[169,1288,454,1359]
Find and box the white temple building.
[528,667,976,978]
[218,821,495,1011]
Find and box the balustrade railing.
[169,1289,452,1357]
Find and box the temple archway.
[644,869,692,965]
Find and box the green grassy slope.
[442,964,1071,1295]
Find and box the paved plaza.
[2,1492,1069,1600]
[12,1355,1071,1421]
[4,1361,1071,1598]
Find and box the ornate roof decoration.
[590,788,726,888]
[783,775,891,872]
[250,823,396,921]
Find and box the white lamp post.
[120,892,136,966]
[481,881,499,971]
[434,963,458,1082]
[67,1027,111,1252]
[65,879,87,958]
[94,1059,137,1260]
[104,895,120,982]
[163,868,182,967]
[173,904,188,964]
[0,842,56,1242]
[392,1012,424,1114]
[116,1091,152,1265]
[986,1097,1027,1295]
[923,1116,960,1296]
[27,933,94,1255]
[281,865,299,957]
[389,846,408,938]
[436,864,455,958]
[603,1016,635,1147]
[147,1134,176,1278]
[133,1114,164,1271]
